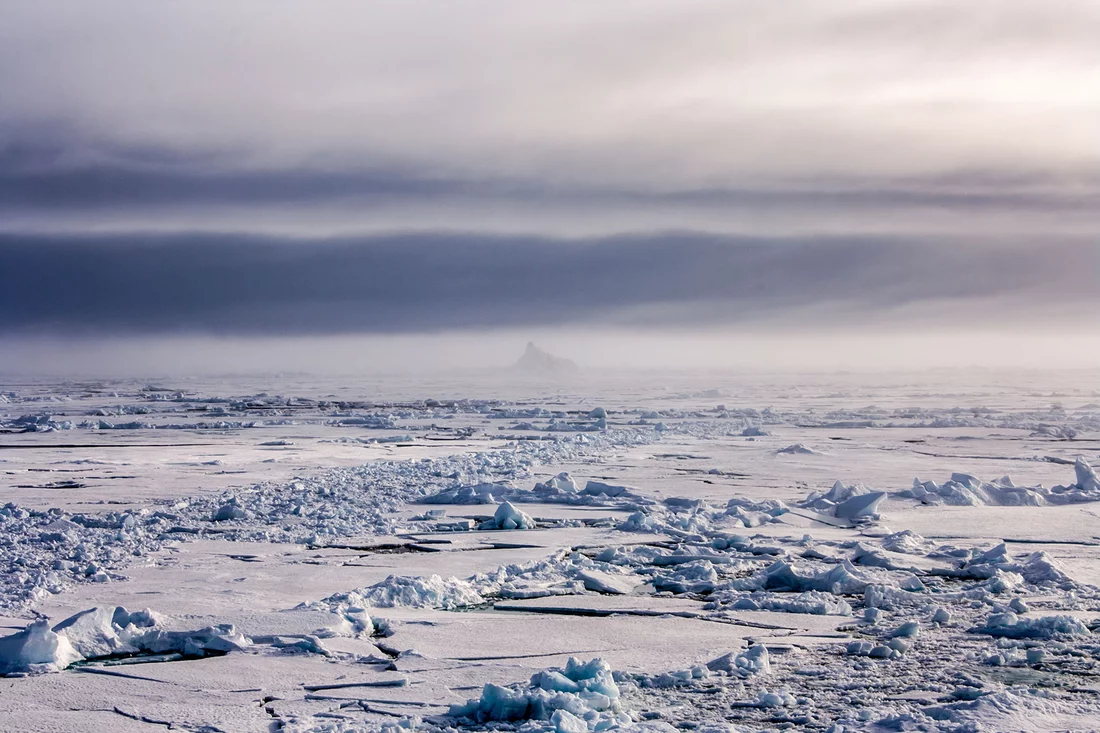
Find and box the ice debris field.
[3,371,1100,732]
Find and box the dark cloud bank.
[2,232,1095,336]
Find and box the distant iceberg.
[513,342,579,373]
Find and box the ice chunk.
[616,511,656,532]
[653,560,719,594]
[319,575,485,610]
[722,590,853,615]
[801,480,883,520]
[576,570,636,595]
[582,480,632,497]
[51,606,149,658]
[542,472,579,493]
[776,443,817,455]
[846,640,900,660]
[479,501,536,530]
[755,689,796,707]
[881,530,932,555]
[971,612,1091,639]
[0,619,82,675]
[551,709,588,733]
[834,491,886,521]
[272,635,331,656]
[212,500,246,522]
[421,482,504,505]
[1075,457,1100,492]
[1,607,249,676]
[706,644,770,677]
[754,559,870,595]
[950,472,982,489]
[888,620,920,638]
[449,657,624,724]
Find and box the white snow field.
[2,369,1100,732]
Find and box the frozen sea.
[2,368,1100,732]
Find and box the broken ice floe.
[900,459,1100,507]
[630,645,771,691]
[615,496,787,539]
[311,575,486,611]
[705,644,770,678]
[447,657,628,726]
[0,606,248,676]
[800,480,886,522]
[970,612,1092,639]
[419,472,647,508]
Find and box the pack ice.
[4,377,1100,732]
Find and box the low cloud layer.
[3,232,1096,336]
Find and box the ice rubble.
[0,429,653,612]
[472,549,639,600]
[615,496,786,538]
[420,481,510,505]
[0,606,248,675]
[721,590,853,616]
[901,458,1100,506]
[283,719,423,733]
[0,502,168,612]
[880,529,935,555]
[742,559,872,596]
[633,645,770,690]
[941,542,1076,587]
[448,657,628,727]
[801,481,886,522]
[970,612,1092,639]
[705,644,770,677]
[312,575,486,611]
[776,443,818,455]
[419,473,646,507]
[918,689,1084,732]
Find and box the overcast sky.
[1,1,1098,370]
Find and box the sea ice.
[706,644,770,677]
[448,657,626,726]
[776,443,817,455]
[479,501,536,530]
[0,619,81,675]
[312,575,485,611]
[970,612,1091,639]
[0,606,249,676]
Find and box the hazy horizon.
[4,329,1100,380]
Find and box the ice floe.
[0,606,249,676]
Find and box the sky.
[1,1,1098,373]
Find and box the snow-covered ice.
[3,370,1100,731]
